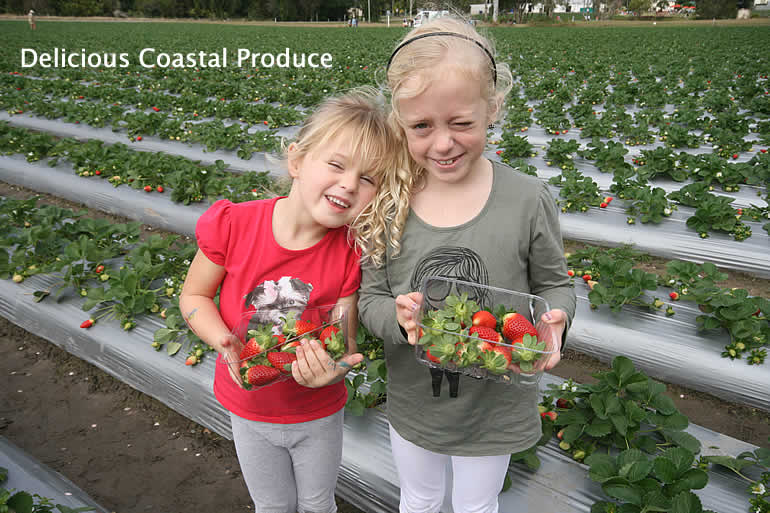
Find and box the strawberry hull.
[415,277,559,387]
[221,304,350,391]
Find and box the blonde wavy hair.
[366,16,514,267]
[281,86,401,266]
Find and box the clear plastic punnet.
[222,304,349,391]
[415,277,560,387]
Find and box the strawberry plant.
[0,465,94,513]
[586,254,660,312]
[701,438,770,513]
[548,169,603,213]
[522,356,702,473]
[688,283,769,365]
[497,133,533,159]
[685,195,752,241]
[585,447,713,513]
[345,323,387,415]
[635,147,688,182]
[545,138,580,171]
[577,138,631,174]
[625,185,677,225]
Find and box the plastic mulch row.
[0,155,768,412]
[0,273,758,513]
[0,436,110,513]
[2,113,769,279]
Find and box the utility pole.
[493,0,499,21]
[368,0,371,22]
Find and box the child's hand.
[395,292,423,345]
[536,309,567,371]
[219,333,245,388]
[291,339,364,388]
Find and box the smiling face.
[398,67,494,188]
[287,132,379,230]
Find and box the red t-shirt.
[196,198,361,423]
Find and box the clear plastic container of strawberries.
[415,276,559,386]
[223,305,349,390]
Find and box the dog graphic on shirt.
[244,276,313,328]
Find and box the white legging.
[389,425,511,513]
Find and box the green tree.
[696,0,738,18]
[628,0,652,15]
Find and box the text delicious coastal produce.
[20,48,334,69]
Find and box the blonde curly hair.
[364,16,514,267]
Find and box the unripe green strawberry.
[12,274,24,283]
[559,440,571,451]
[572,450,586,461]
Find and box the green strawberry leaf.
[602,477,642,506]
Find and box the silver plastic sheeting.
[1,149,769,279]
[0,154,204,237]
[0,436,110,513]
[2,155,767,411]
[568,281,770,412]
[0,273,760,513]
[555,189,770,279]
[0,112,275,175]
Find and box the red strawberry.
[185,355,198,366]
[425,347,442,364]
[152,106,160,112]
[136,136,142,141]
[296,320,318,337]
[470,326,502,350]
[540,411,557,421]
[556,398,572,409]
[471,310,497,330]
[143,185,152,192]
[267,352,297,373]
[281,340,302,352]
[80,319,94,329]
[239,337,265,361]
[94,170,101,175]
[94,265,104,274]
[732,153,739,159]
[245,365,281,386]
[272,333,286,346]
[491,344,511,363]
[501,312,537,342]
[582,274,592,282]
[669,292,679,301]
[567,270,575,277]
[319,325,339,342]
[156,186,164,193]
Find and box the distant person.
[28,10,36,30]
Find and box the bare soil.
[1,180,769,513]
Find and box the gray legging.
[230,409,343,513]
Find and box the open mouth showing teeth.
[436,158,458,165]
[326,196,349,208]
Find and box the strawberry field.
[1,19,769,513]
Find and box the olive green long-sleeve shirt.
[358,161,576,456]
